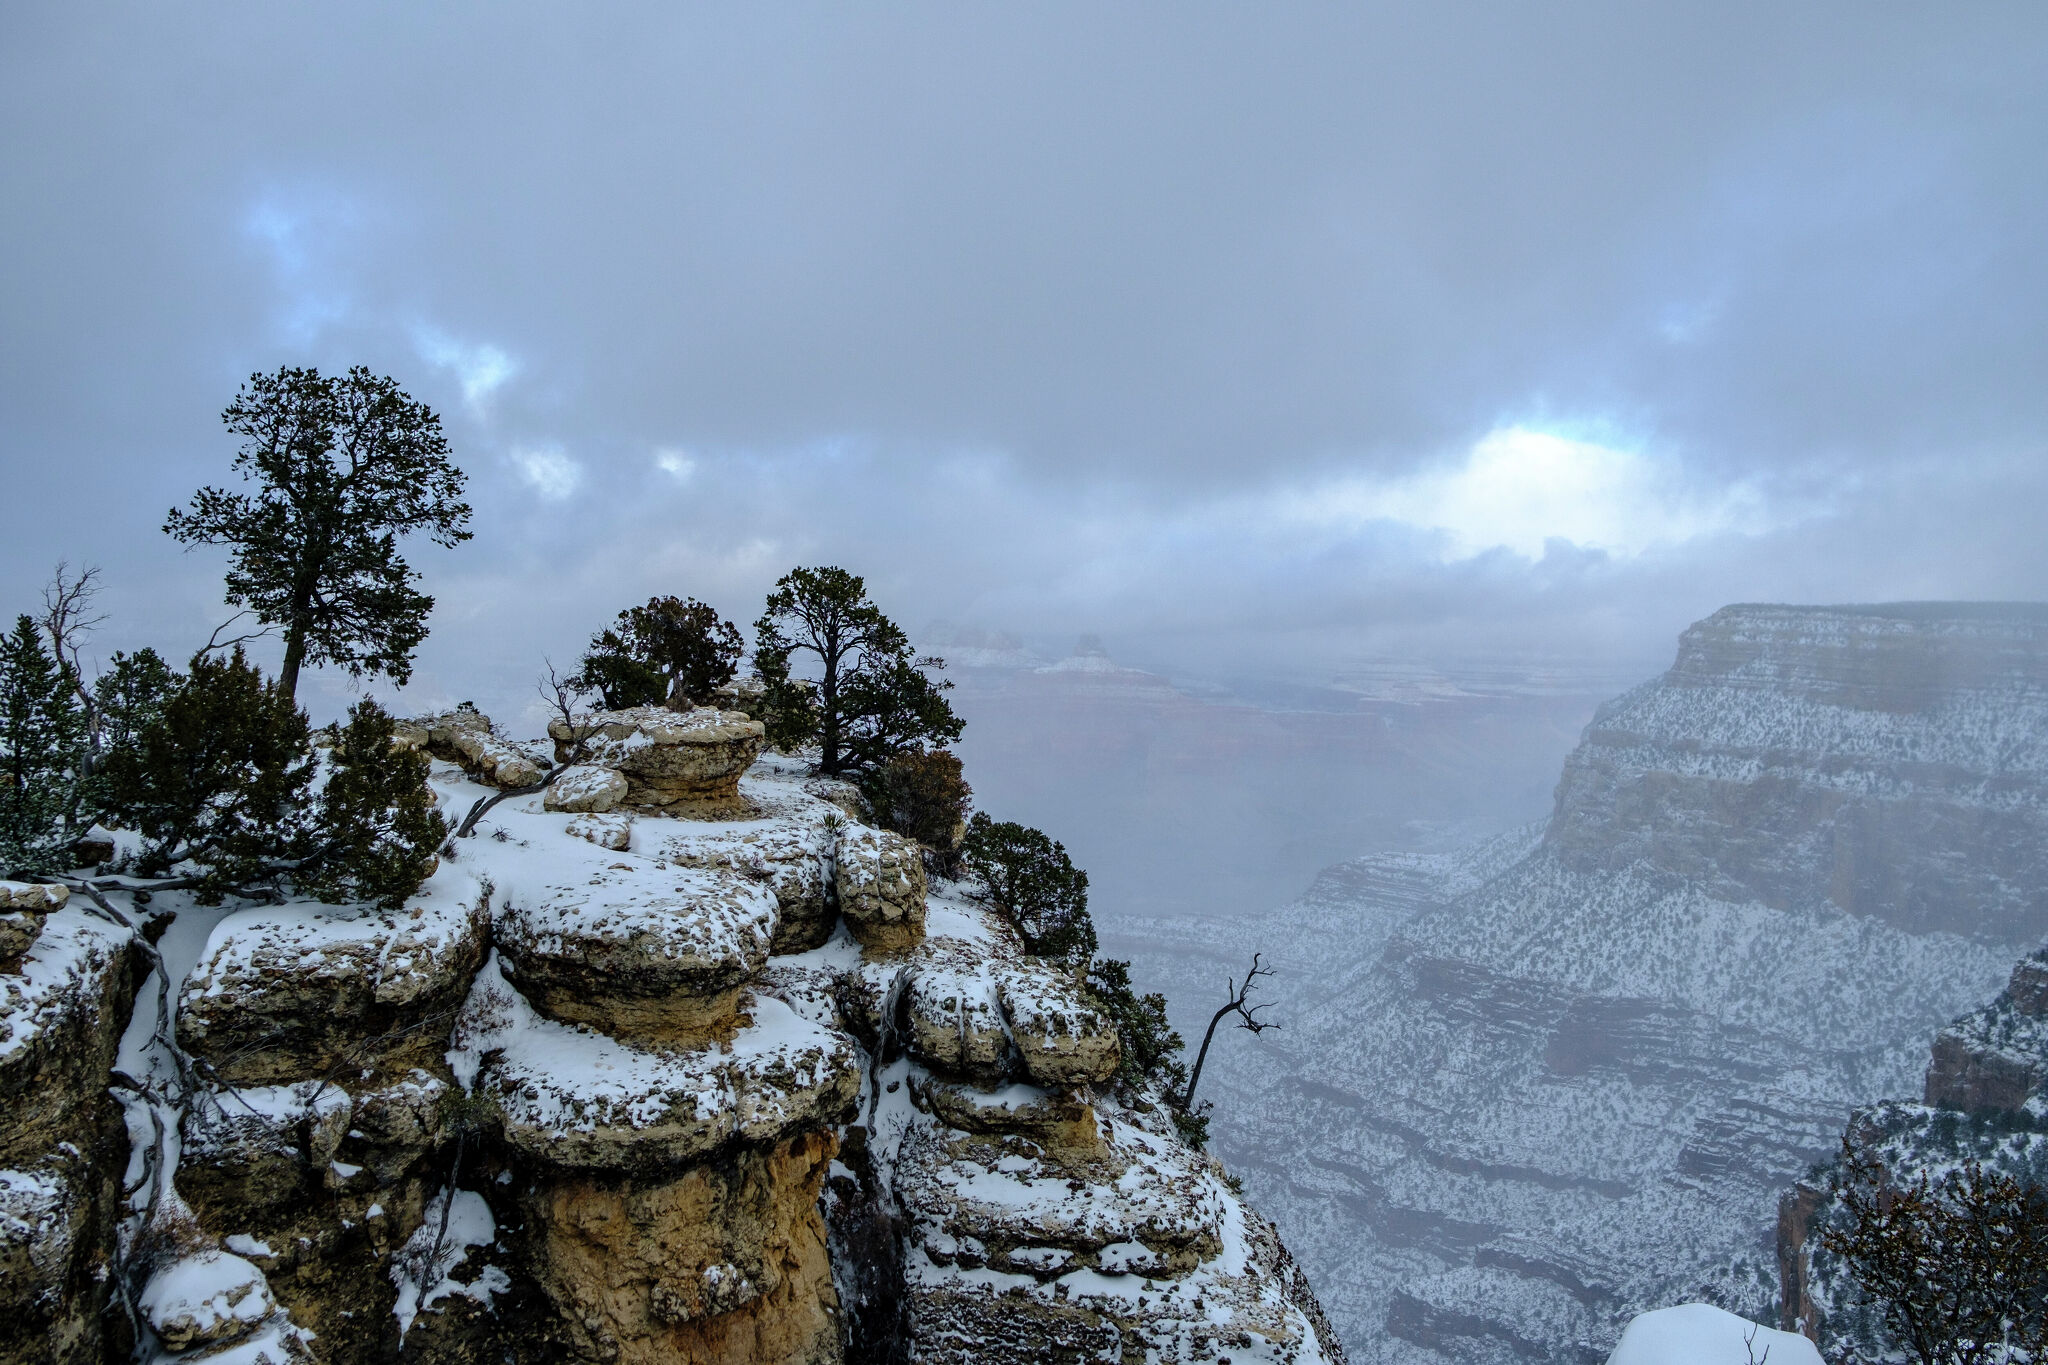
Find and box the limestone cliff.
[1114,602,2048,1363]
[0,707,1342,1364]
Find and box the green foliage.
[1821,1137,2048,1365]
[165,366,472,697]
[573,596,743,709]
[753,566,962,775]
[961,813,1097,965]
[0,616,87,874]
[1087,957,1198,1140]
[861,748,973,876]
[298,699,447,909]
[97,647,316,899]
[90,647,177,765]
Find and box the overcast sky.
[5,4,2046,720]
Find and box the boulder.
[544,764,628,813]
[548,707,765,810]
[835,826,927,952]
[994,962,1120,1086]
[903,962,1013,1083]
[139,1251,276,1352]
[663,821,836,954]
[496,864,778,1043]
[456,958,861,1171]
[179,889,488,1085]
[418,706,547,788]
[566,812,634,851]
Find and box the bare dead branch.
[1180,951,1281,1115]
[198,608,277,657]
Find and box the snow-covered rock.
[834,824,927,951]
[542,763,628,813]
[418,705,548,788]
[139,1249,277,1351]
[547,705,764,810]
[1606,1304,1822,1365]
[178,883,488,1084]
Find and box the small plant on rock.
[1087,957,1203,1145]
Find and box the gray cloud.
[4,2,2046,716]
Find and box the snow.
[1606,1304,1823,1365]
[390,1188,509,1338]
[0,905,131,1066]
[138,1250,274,1342]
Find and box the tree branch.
[1180,951,1281,1115]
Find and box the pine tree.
[0,615,86,874]
[960,813,1097,964]
[1087,957,1200,1144]
[97,647,315,899]
[165,366,472,697]
[298,699,446,909]
[753,566,961,775]
[573,596,743,709]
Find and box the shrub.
[1087,957,1202,1144]
[960,813,1097,965]
[861,749,972,876]
[97,647,315,899]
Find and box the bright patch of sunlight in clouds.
[654,448,696,481]
[515,447,581,500]
[416,328,516,410]
[1303,426,1772,559]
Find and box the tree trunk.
[278,621,307,699]
[1181,1002,1237,1114]
[820,651,840,773]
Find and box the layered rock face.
[28,726,1341,1363]
[0,882,140,1365]
[1113,603,2048,1364]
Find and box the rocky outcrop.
[548,706,765,811]
[834,825,927,952]
[413,705,549,788]
[0,880,64,971]
[1923,947,2048,1113]
[1126,603,2048,1364]
[10,713,1338,1364]
[0,900,140,1365]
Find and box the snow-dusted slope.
[1129,603,2048,1364]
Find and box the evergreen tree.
[753,566,961,775]
[0,616,86,874]
[862,748,973,876]
[165,366,472,698]
[573,596,743,709]
[298,699,446,909]
[91,647,178,765]
[960,813,1098,964]
[98,647,315,899]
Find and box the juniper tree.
[298,699,446,909]
[574,596,743,709]
[1086,957,1201,1145]
[862,748,973,876]
[97,647,315,899]
[165,366,472,698]
[753,566,960,775]
[960,813,1097,965]
[0,616,86,874]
